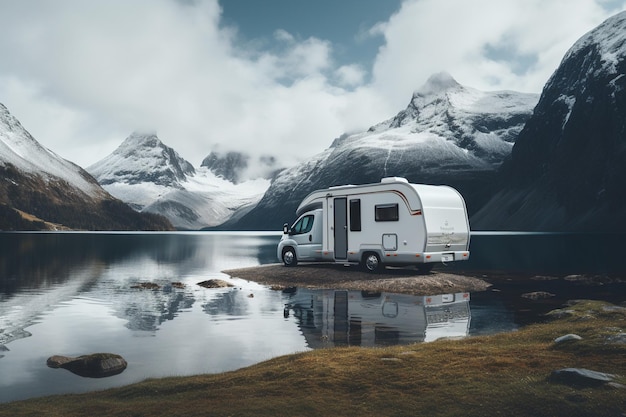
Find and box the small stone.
[545,309,575,320]
[606,333,626,344]
[554,334,583,344]
[197,279,234,289]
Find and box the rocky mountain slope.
[222,72,538,230]
[201,151,278,184]
[471,11,626,231]
[0,104,173,231]
[88,133,270,230]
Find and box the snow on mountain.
[0,104,173,230]
[143,168,269,230]
[0,103,106,199]
[225,73,538,230]
[471,11,626,232]
[88,132,270,229]
[88,131,195,186]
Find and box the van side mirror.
[283,223,289,235]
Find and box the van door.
[290,212,319,260]
[334,198,348,260]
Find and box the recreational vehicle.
[277,177,470,272]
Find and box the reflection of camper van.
[283,289,471,348]
[277,177,470,272]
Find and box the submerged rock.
[47,353,127,378]
[521,291,555,300]
[131,282,161,290]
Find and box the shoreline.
[223,263,492,295]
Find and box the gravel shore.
[223,263,491,295]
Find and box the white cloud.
[335,65,366,87]
[0,0,623,172]
[370,0,621,107]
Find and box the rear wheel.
[362,252,381,273]
[282,247,298,267]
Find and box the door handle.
[309,235,312,242]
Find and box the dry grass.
[2,300,625,417]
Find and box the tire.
[282,247,298,267]
[416,263,434,274]
[362,252,381,273]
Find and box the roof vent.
[381,177,408,184]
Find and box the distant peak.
[121,131,159,146]
[415,72,460,96]
[128,130,158,140]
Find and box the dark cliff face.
[472,11,626,231]
[201,151,279,184]
[201,151,249,184]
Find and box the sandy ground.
[222,263,491,295]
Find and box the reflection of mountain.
[202,290,250,317]
[283,289,471,348]
[120,284,195,332]
[0,233,202,347]
[0,233,199,298]
[0,262,103,348]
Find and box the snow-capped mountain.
[88,132,270,230]
[471,11,626,231]
[0,104,172,230]
[223,73,538,230]
[0,104,107,199]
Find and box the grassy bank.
[3,300,625,417]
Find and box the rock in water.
[47,353,127,378]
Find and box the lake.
[1,231,625,403]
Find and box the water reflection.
[203,290,251,317]
[0,232,278,347]
[283,289,471,348]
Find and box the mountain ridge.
[87,132,271,230]
[221,73,538,230]
[0,104,173,231]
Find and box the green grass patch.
[2,300,625,417]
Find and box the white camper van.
[277,177,470,272]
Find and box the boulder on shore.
[47,353,127,378]
[548,368,618,388]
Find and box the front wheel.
[362,253,381,273]
[282,247,298,267]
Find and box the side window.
[350,199,361,231]
[292,215,314,234]
[375,204,399,222]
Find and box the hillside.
[0,104,173,231]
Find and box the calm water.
[1,231,625,403]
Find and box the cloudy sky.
[0,0,624,170]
